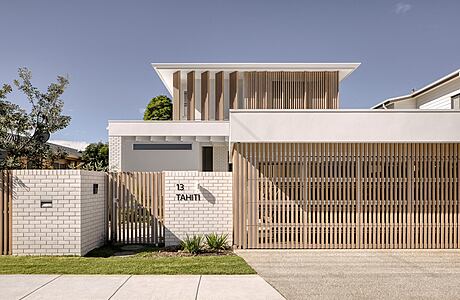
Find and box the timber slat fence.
[233,143,460,249]
[0,170,12,255]
[107,172,164,244]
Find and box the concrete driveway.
[237,250,460,300]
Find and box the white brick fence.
[12,170,107,256]
[163,171,233,246]
[8,170,234,255]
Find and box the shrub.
[181,235,204,255]
[205,233,229,251]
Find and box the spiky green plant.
[205,233,229,251]
[181,235,204,255]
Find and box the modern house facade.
[108,63,356,172]
[108,64,460,249]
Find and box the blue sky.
[1,0,459,149]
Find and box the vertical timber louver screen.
[243,71,339,109]
[107,172,164,245]
[0,170,13,255]
[172,71,181,120]
[232,143,460,249]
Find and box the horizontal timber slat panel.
[107,172,164,244]
[232,143,460,249]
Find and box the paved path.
[0,274,285,300]
[237,250,460,300]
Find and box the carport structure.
[230,110,460,249]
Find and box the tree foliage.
[0,67,71,169]
[79,142,109,171]
[143,95,172,120]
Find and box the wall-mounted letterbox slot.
[40,200,52,208]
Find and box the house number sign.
[176,183,201,201]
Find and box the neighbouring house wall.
[80,172,107,255]
[163,171,232,246]
[418,77,460,109]
[392,98,417,109]
[12,170,106,256]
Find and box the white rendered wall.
[163,171,232,246]
[230,110,460,143]
[120,137,200,172]
[12,170,106,256]
[117,137,228,172]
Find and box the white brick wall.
[80,172,107,255]
[12,170,106,256]
[213,144,229,172]
[163,171,232,246]
[109,136,121,171]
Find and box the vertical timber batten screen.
[108,172,164,244]
[243,71,339,109]
[0,170,12,255]
[233,143,460,249]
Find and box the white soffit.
[152,63,361,95]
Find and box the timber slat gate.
[0,170,13,255]
[233,143,460,249]
[107,172,164,244]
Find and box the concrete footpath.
[0,274,285,300]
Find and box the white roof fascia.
[152,63,361,95]
[108,120,229,137]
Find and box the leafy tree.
[79,142,109,171]
[143,95,172,120]
[0,67,71,169]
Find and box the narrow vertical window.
[202,146,213,172]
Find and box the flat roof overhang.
[230,110,460,143]
[152,63,360,95]
[108,121,229,142]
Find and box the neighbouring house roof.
[152,63,361,95]
[372,68,460,109]
[1,132,82,160]
[48,143,82,160]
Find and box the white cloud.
[395,2,412,14]
[48,140,89,151]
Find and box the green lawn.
[0,245,255,275]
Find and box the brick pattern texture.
[164,171,232,246]
[12,170,106,256]
[213,144,229,172]
[109,136,121,171]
